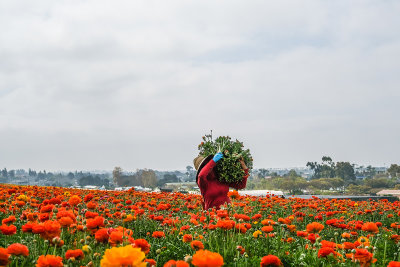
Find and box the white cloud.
[0,0,399,171]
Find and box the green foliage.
[79,175,110,187]
[363,177,393,188]
[198,134,253,184]
[346,184,372,195]
[388,164,400,178]
[307,156,355,181]
[335,162,356,180]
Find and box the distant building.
[163,182,197,191]
[239,190,284,197]
[376,190,400,198]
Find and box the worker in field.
[193,152,249,210]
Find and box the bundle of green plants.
[198,134,253,184]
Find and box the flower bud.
[184,255,192,264]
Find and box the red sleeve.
[198,160,216,186]
[228,168,249,190]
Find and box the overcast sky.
[1,1,399,172]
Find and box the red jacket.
[197,159,249,210]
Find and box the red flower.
[22,222,35,233]
[306,222,324,233]
[95,228,109,243]
[0,248,10,266]
[191,240,204,250]
[260,255,283,266]
[0,224,17,235]
[7,243,29,256]
[145,258,157,266]
[152,231,165,238]
[2,215,16,225]
[65,249,84,260]
[297,231,308,237]
[183,234,193,243]
[133,239,151,254]
[164,260,189,267]
[86,216,105,231]
[318,247,336,258]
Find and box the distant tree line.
[248,156,400,196]
[78,175,110,187]
[113,167,158,188]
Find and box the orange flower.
[0,248,10,266]
[287,224,296,232]
[86,201,97,209]
[235,223,248,234]
[7,243,29,256]
[192,250,224,267]
[100,245,146,267]
[216,220,235,230]
[260,255,283,266]
[164,260,189,267]
[109,231,124,247]
[65,249,84,260]
[190,240,204,250]
[133,239,151,254]
[261,219,276,226]
[41,220,61,240]
[342,242,355,250]
[58,217,74,228]
[306,222,324,233]
[261,226,274,233]
[36,255,63,267]
[361,222,379,233]
[342,232,351,239]
[388,261,400,267]
[228,190,240,199]
[346,248,376,266]
[68,195,82,206]
[356,236,370,247]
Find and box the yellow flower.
[100,245,146,267]
[82,245,91,253]
[16,194,29,201]
[253,230,262,238]
[124,214,135,222]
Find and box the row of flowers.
[1,184,400,266]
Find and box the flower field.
[1,184,400,266]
